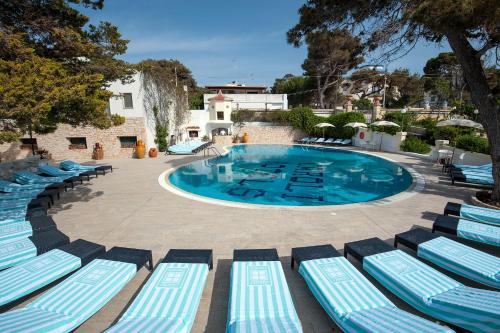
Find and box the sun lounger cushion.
[0,221,35,242]
[417,237,500,289]
[298,256,451,332]
[39,165,79,178]
[0,250,81,307]
[0,258,137,333]
[60,161,96,171]
[459,204,500,226]
[457,219,500,246]
[0,237,37,271]
[226,260,303,332]
[458,172,493,185]
[363,249,500,333]
[106,262,209,333]
[14,171,65,185]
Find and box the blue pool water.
[168,145,413,206]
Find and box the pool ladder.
[203,146,222,157]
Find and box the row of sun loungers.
[297,137,352,146]
[168,140,213,155]
[1,189,497,332]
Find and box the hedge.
[400,137,431,154]
[455,134,490,154]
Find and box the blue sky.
[82,0,451,87]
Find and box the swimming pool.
[167,145,413,206]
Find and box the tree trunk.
[316,76,325,108]
[446,32,500,202]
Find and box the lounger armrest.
[344,238,395,261]
[432,215,459,235]
[59,239,106,266]
[291,244,340,269]
[394,229,439,251]
[29,230,70,255]
[233,248,279,262]
[162,249,213,269]
[444,202,461,216]
[100,247,153,271]
[29,215,56,232]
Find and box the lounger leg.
[343,248,348,258]
[393,239,398,248]
[291,257,295,270]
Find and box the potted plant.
[149,147,158,158]
[232,135,241,143]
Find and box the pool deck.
[10,145,492,332]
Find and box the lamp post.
[400,107,407,131]
[473,109,479,121]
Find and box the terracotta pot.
[242,132,249,143]
[149,148,158,158]
[135,140,146,159]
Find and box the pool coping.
[158,144,426,211]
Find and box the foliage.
[401,137,431,154]
[231,109,289,125]
[413,117,438,144]
[138,59,194,136]
[302,29,364,108]
[189,88,206,110]
[352,98,372,110]
[155,124,168,152]
[202,135,209,142]
[326,112,366,138]
[456,134,490,155]
[272,74,314,107]
[383,111,417,132]
[286,107,321,134]
[110,114,125,126]
[450,102,478,120]
[423,52,466,105]
[0,1,132,143]
[433,126,474,145]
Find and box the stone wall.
[214,124,305,145]
[0,117,146,162]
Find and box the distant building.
[204,82,288,111]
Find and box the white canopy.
[437,119,483,130]
[315,122,335,128]
[344,122,367,128]
[371,120,400,127]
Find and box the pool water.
[168,145,413,206]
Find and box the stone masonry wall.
[0,117,146,161]
[214,124,305,145]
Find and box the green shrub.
[433,126,474,145]
[352,98,373,110]
[383,111,416,132]
[287,107,321,134]
[326,111,366,138]
[455,134,490,154]
[155,124,168,152]
[111,114,126,126]
[414,117,437,144]
[401,137,431,154]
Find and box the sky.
[82,0,451,87]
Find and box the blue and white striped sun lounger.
[60,160,112,174]
[226,249,303,333]
[0,216,56,243]
[452,171,494,186]
[0,180,47,193]
[0,239,104,307]
[433,215,500,247]
[0,247,152,333]
[0,229,69,271]
[324,138,335,145]
[445,202,500,226]
[39,165,83,179]
[13,171,65,185]
[106,249,212,333]
[333,139,343,144]
[346,238,500,333]
[292,245,453,333]
[396,229,500,289]
[339,139,352,145]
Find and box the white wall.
[203,94,288,110]
[107,73,156,149]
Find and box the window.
[188,131,199,138]
[20,138,37,150]
[68,137,87,149]
[123,93,133,109]
[119,136,137,148]
[217,111,224,120]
